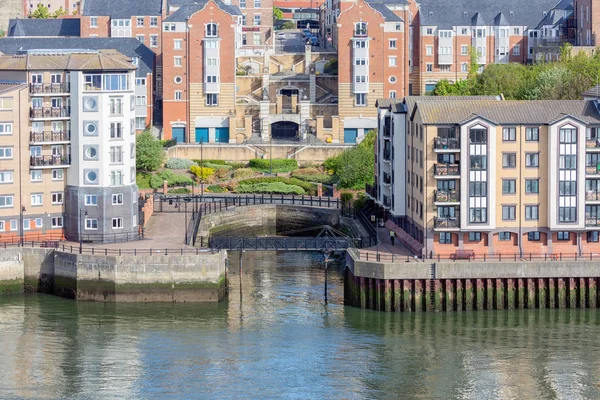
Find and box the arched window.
[206,23,218,37]
[354,22,367,36]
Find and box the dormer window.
[206,23,218,37]
[354,22,367,36]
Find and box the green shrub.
[168,188,191,194]
[248,158,298,173]
[233,168,256,179]
[194,159,227,166]
[159,170,193,186]
[238,177,316,194]
[227,161,247,169]
[204,162,232,170]
[137,131,165,172]
[291,173,337,185]
[324,58,338,75]
[149,174,163,189]
[159,138,177,148]
[340,192,354,203]
[214,168,231,180]
[281,21,296,29]
[236,182,305,195]
[190,165,215,181]
[292,167,320,176]
[353,193,368,211]
[165,157,196,169]
[136,172,152,189]
[207,184,227,193]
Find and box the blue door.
[195,127,209,143]
[172,127,185,143]
[344,129,358,144]
[215,127,229,143]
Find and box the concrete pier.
[345,252,600,312]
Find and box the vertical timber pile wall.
[345,254,600,312]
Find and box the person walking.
[390,230,395,245]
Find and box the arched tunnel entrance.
[271,121,299,140]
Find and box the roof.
[163,0,242,21]
[366,2,403,22]
[494,12,509,26]
[82,0,162,18]
[0,50,137,72]
[413,100,600,125]
[7,18,81,37]
[0,82,27,95]
[376,95,502,112]
[0,38,154,78]
[471,12,486,26]
[417,0,560,29]
[582,84,600,98]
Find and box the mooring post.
[324,254,329,305]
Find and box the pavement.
[275,30,320,53]
[359,228,419,262]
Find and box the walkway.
[358,228,419,263]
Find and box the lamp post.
[269,131,273,175]
[200,139,204,196]
[79,209,87,254]
[19,206,26,246]
[184,198,190,244]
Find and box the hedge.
[165,157,196,169]
[291,173,337,185]
[193,159,227,166]
[207,184,227,193]
[136,172,152,189]
[237,177,316,194]
[236,182,305,195]
[233,168,255,179]
[248,158,298,173]
[168,188,191,194]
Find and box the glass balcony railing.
[434,164,460,176]
[586,139,600,149]
[434,137,460,150]
[29,83,70,94]
[434,217,459,229]
[586,165,600,175]
[434,190,459,203]
[586,191,600,201]
[586,216,600,227]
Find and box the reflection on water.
[1,251,600,399]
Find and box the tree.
[273,7,283,22]
[281,21,296,29]
[52,6,67,18]
[31,3,51,18]
[136,131,165,172]
[325,130,376,189]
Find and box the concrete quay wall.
[0,248,227,302]
[346,252,600,312]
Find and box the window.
[460,45,468,55]
[469,182,487,197]
[0,123,12,135]
[174,56,182,67]
[135,117,146,130]
[174,39,182,50]
[52,169,63,181]
[109,98,123,116]
[254,0,260,6]
[525,205,539,220]
[389,91,396,99]
[50,192,63,205]
[0,221,4,231]
[468,232,481,241]
[85,218,98,230]
[131,167,136,182]
[206,76,218,83]
[588,231,600,242]
[355,40,367,48]
[502,206,516,220]
[136,34,145,44]
[253,15,261,26]
[174,76,183,84]
[112,194,124,205]
[560,127,577,143]
[389,39,396,49]
[253,33,261,45]
[389,56,397,67]
[38,218,46,228]
[503,153,516,168]
[0,147,13,159]
[112,217,124,229]
[175,90,182,100]
[85,169,99,185]
[525,127,539,141]
[206,93,219,106]
[30,146,41,157]
[9,219,17,231]
[31,193,43,206]
[469,208,487,223]
[513,44,520,56]
[150,17,158,27]
[355,75,367,83]
[498,232,511,241]
[110,122,123,139]
[502,127,516,141]
[0,98,12,110]
[556,231,570,241]
[525,179,539,194]
[355,58,366,65]
[110,171,123,186]
[135,95,147,106]
[559,207,576,222]
[525,153,539,167]
[85,194,98,206]
[528,231,541,241]
[470,155,487,170]
[23,219,30,231]
[502,180,516,194]
[31,170,42,182]
[355,22,367,36]
[206,58,219,66]
[426,45,433,55]
[51,217,63,228]
[559,155,576,170]
[426,28,433,35]
[240,0,246,7]
[439,232,452,244]
[559,181,576,196]
[355,93,366,106]
[0,195,13,208]
[0,171,13,184]
[90,17,98,27]
[110,146,123,164]
[426,63,433,72]
[150,35,158,47]
[460,63,468,72]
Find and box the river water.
[1,252,600,399]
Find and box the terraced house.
[374,97,600,257]
[0,50,140,243]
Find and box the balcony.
[382,124,391,138]
[30,131,71,144]
[587,191,600,202]
[587,139,600,151]
[586,217,600,227]
[434,217,460,230]
[434,164,460,178]
[29,83,70,95]
[434,137,460,152]
[434,190,459,204]
[383,172,391,186]
[586,165,600,176]
[30,155,71,169]
[30,107,70,120]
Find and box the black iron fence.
[210,236,373,251]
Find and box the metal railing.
[586,139,600,149]
[434,137,460,150]
[434,217,459,228]
[210,236,371,251]
[79,231,141,244]
[30,107,71,119]
[434,164,460,176]
[428,252,600,263]
[434,190,459,203]
[29,83,70,94]
[30,131,71,143]
[30,155,71,167]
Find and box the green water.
[1,252,600,399]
